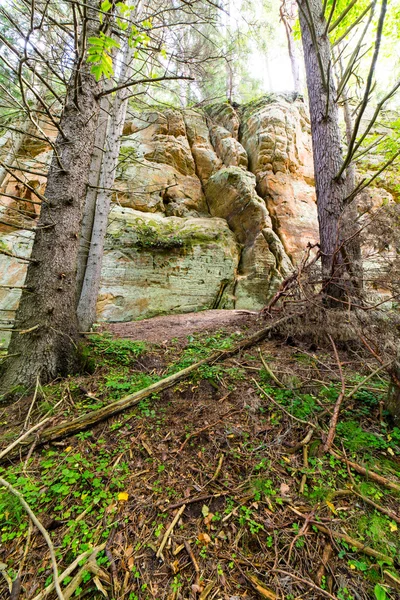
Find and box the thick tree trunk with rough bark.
[0,16,101,402]
[297,0,350,303]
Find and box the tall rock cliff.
[2,93,394,345]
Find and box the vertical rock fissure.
[182,112,212,216]
[236,108,292,269]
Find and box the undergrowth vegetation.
[0,328,399,599]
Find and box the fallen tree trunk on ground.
[2,314,293,461]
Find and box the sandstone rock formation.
[0,94,324,342]
[98,207,239,322]
[240,95,318,261]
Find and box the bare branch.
[337,0,388,179]
[335,8,374,100]
[97,75,195,98]
[324,0,338,36]
[332,2,374,48]
[0,161,48,204]
[345,149,400,203]
[328,0,358,33]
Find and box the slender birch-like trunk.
[76,94,111,299]
[77,39,136,331]
[280,0,301,93]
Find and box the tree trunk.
[297,0,350,304]
[76,94,111,300]
[387,344,400,425]
[77,41,134,332]
[332,47,363,293]
[0,10,101,402]
[280,0,301,93]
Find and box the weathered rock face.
[97,207,239,322]
[0,230,33,347]
[1,94,325,340]
[118,109,207,217]
[240,95,318,261]
[205,167,272,245]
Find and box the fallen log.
[2,314,293,461]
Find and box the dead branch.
[337,0,389,178]
[328,0,359,33]
[252,378,312,426]
[347,360,392,399]
[352,486,400,524]
[288,505,394,564]
[275,569,338,599]
[258,348,284,387]
[0,248,37,263]
[0,415,50,461]
[98,75,195,98]
[329,449,400,492]
[332,2,374,48]
[156,504,186,559]
[323,335,345,452]
[0,476,65,600]
[31,544,106,600]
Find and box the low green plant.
[102,369,159,400]
[336,421,387,452]
[251,477,276,501]
[0,444,129,556]
[257,379,320,420]
[238,505,264,534]
[88,334,147,366]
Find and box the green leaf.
[90,64,103,81]
[116,17,128,31]
[374,584,388,600]
[87,36,105,47]
[101,0,112,11]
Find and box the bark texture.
[76,94,111,300]
[297,0,350,303]
[0,11,101,401]
[77,37,136,331]
[387,351,400,425]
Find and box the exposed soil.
[101,310,259,344]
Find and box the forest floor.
[0,311,399,600]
